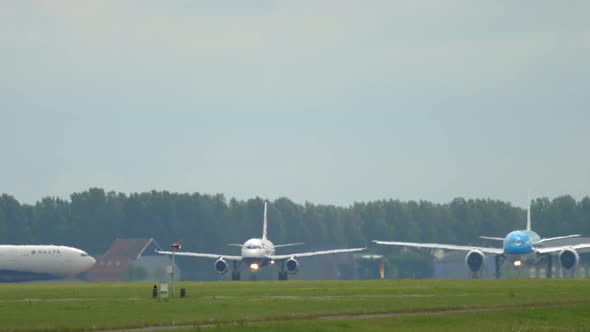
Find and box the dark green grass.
[202,304,590,332]
[1,279,590,331]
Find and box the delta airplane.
[373,201,590,278]
[0,245,96,282]
[157,202,365,280]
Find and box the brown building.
[88,238,181,282]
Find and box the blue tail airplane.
[373,199,590,278]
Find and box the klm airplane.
[373,201,590,278]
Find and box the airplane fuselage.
[241,238,276,270]
[502,230,541,264]
[0,245,96,282]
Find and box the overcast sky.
[1,1,589,207]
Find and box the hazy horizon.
[2,186,588,210]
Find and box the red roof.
[87,238,160,282]
[103,238,155,260]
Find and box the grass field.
[1,279,590,331]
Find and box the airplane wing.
[372,240,503,255]
[536,243,590,255]
[271,247,365,260]
[156,250,242,261]
[538,234,581,243]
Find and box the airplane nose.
[88,256,96,268]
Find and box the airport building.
[87,238,181,282]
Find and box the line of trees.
[1,188,589,256]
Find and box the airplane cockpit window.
[509,239,525,245]
[81,253,89,257]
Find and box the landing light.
[514,260,522,267]
[270,260,275,265]
[250,263,259,271]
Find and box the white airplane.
[373,200,590,278]
[157,201,365,280]
[0,245,96,282]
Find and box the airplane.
[373,200,590,279]
[0,245,96,282]
[157,201,365,280]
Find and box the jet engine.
[285,258,299,274]
[465,250,485,275]
[559,249,579,273]
[214,258,229,274]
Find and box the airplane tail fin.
[526,194,531,231]
[262,201,268,241]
